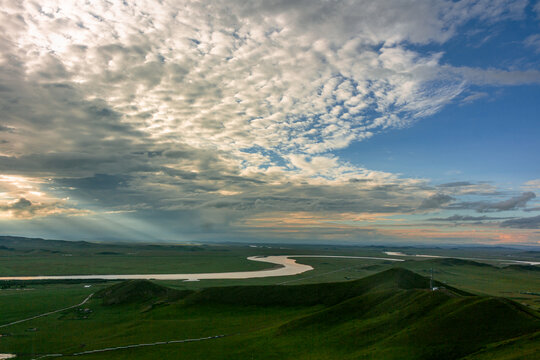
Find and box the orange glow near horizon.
[237,211,540,245]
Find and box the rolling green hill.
[95,279,193,305]
[183,268,471,307]
[88,269,540,359]
[173,268,538,359]
[1,268,538,359]
[503,264,540,272]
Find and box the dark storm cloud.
[500,215,540,229]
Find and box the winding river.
[0,255,404,281]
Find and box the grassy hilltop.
[1,268,538,359]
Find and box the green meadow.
[0,269,538,359]
[0,237,539,359]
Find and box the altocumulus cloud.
[0,0,538,242]
[1,0,535,159]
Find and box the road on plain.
[0,293,94,329]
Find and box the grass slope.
[179,268,539,359]
[425,258,496,268]
[183,268,470,308]
[1,268,538,359]
[203,269,536,360]
[89,268,538,359]
[503,264,540,272]
[95,279,192,305]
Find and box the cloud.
[0,175,90,219]
[450,192,536,212]
[523,179,540,190]
[0,0,531,169]
[500,215,540,229]
[0,1,532,170]
[438,181,474,188]
[524,34,540,53]
[418,193,454,210]
[55,174,131,191]
[0,197,89,219]
[435,181,500,196]
[452,67,540,86]
[10,197,31,210]
[0,124,15,133]
[461,91,488,104]
[428,214,508,221]
[481,192,536,211]
[0,1,537,243]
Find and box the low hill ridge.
[96,279,192,305]
[426,257,496,268]
[92,268,539,359]
[182,267,470,307]
[504,264,540,272]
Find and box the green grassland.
[0,236,539,358]
[0,236,275,276]
[396,258,540,309]
[1,236,539,308]
[0,284,98,324]
[0,269,538,359]
[147,256,539,310]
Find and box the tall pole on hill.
[430,268,433,291]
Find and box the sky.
[0,0,539,246]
